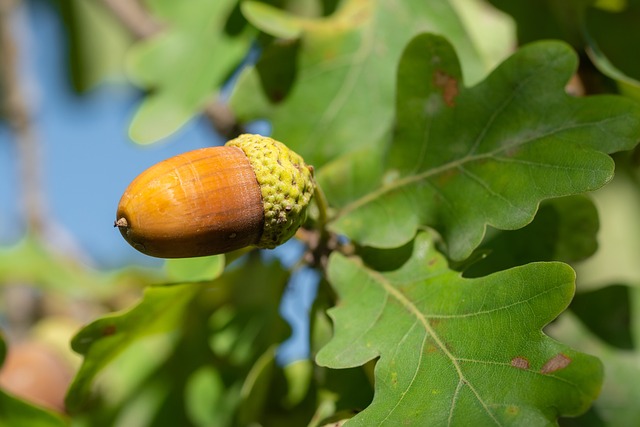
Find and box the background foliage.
[1,0,640,426]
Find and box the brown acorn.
[115,134,315,258]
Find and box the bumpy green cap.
[226,134,315,249]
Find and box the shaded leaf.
[559,406,605,427]
[237,346,278,425]
[330,33,640,261]
[184,366,236,427]
[570,284,633,350]
[486,0,591,47]
[317,231,602,425]
[231,0,485,166]
[66,255,290,421]
[462,195,600,277]
[0,331,5,364]
[584,1,640,100]
[53,0,131,92]
[487,0,640,100]
[127,0,252,143]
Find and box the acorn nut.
[115,134,315,258]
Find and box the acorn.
[115,134,315,258]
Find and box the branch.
[97,0,245,139]
[0,0,46,234]
[98,0,162,39]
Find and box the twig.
[98,0,162,39]
[97,0,245,139]
[0,0,46,234]
[0,0,48,340]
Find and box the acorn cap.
[226,134,315,249]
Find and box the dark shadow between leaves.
[256,38,300,103]
[357,239,415,272]
[570,284,634,350]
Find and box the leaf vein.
[426,281,565,319]
[365,267,501,424]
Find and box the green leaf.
[462,195,600,277]
[0,390,69,427]
[330,34,640,261]
[486,0,640,100]
[66,254,290,421]
[570,284,633,349]
[317,231,603,425]
[165,255,225,282]
[65,283,201,412]
[231,0,485,166]
[54,0,131,92]
[127,0,252,144]
[584,1,640,100]
[184,366,236,427]
[0,235,161,297]
[242,1,304,39]
[486,0,591,47]
[315,145,385,209]
[236,346,278,425]
[0,331,6,364]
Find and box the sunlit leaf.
[127,0,252,143]
[165,255,225,282]
[317,231,603,425]
[65,283,201,413]
[330,33,640,261]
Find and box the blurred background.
[0,0,220,267]
[0,0,317,414]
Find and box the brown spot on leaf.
[435,167,461,187]
[510,356,529,370]
[425,343,438,353]
[540,353,571,374]
[102,325,117,336]
[505,405,519,415]
[433,70,459,107]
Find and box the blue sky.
[0,1,223,268]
